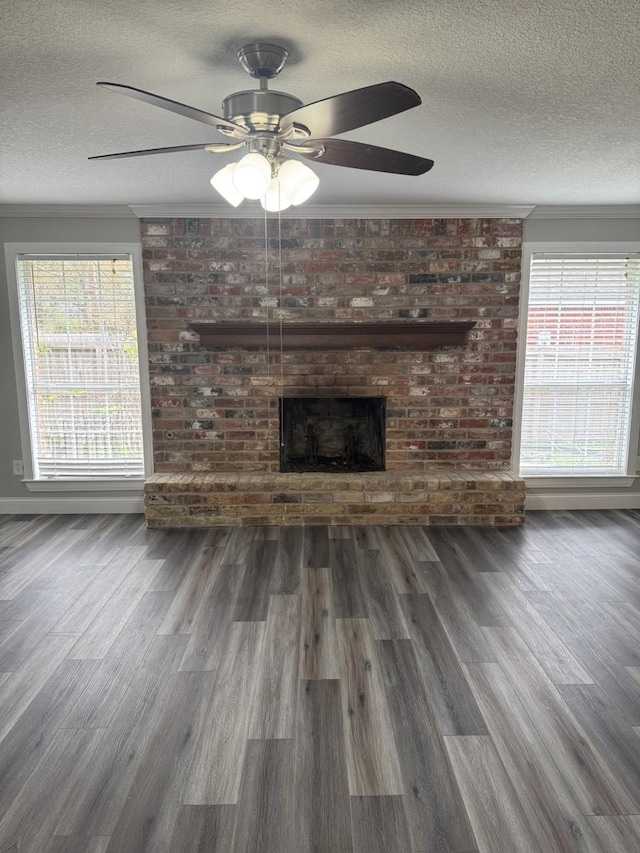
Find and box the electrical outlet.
[12,460,23,476]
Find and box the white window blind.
[15,254,145,480]
[520,254,640,476]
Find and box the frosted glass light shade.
[260,178,292,212]
[232,152,272,199]
[278,159,319,205]
[210,163,244,207]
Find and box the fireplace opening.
[280,397,386,473]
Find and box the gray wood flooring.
[0,510,640,852]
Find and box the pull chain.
[263,205,270,384]
[278,197,285,447]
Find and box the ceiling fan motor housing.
[222,89,304,134]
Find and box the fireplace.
[279,397,386,473]
[143,216,526,527]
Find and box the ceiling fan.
[90,43,434,209]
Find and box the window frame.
[513,241,640,487]
[5,242,153,491]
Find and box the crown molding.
[0,205,137,218]
[128,203,536,220]
[527,205,640,219]
[1,203,637,220]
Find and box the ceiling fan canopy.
[90,42,434,206]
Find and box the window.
[7,245,151,487]
[517,248,640,477]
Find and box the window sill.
[24,478,145,492]
[523,475,637,489]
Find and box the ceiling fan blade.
[89,142,241,161]
[294,138,434,175]
[97,82,246,134]
[279,81,421,138]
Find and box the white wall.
[2,210,639,512]
[523,218,640,244]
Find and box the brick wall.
[141,217,522,475]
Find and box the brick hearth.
[141,216,524,527]
[144,471,525,527]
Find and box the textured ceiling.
[1,0,639,207]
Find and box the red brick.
[141,217,521,479]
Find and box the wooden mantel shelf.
[189,321,475,350]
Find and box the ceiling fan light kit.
[91,42,434,209]
[209,149,319,211]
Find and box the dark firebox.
[279,397,385,473]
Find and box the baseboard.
[0,496,144,514]
[526,492,640,510]
[2,492,639,514]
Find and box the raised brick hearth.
[141,216,524,527]
[144,471,525,527]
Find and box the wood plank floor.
[0,510,639,852]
